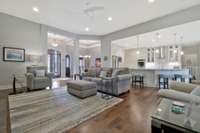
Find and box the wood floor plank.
[68,87,159,133]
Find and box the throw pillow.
[106,69,113,77]
[191,86,200,97]
[35,70,45,77]
[100,71,107,78]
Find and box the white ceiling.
[0,0,200,35]
[112,20,200,49]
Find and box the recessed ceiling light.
[32,7,39,12]
[152,39,155,42]
[148,0,155,3]
[156,32,161,38]
[108,17,113,21]
[85,27,90,32]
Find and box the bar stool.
[132,74,144,88]
[174,74,184,82]
[158,74,169,89]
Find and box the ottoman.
[67,80,97,98]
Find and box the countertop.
[131,68,189,71]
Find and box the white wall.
[111,44,125,67]
[101,38,111,67]
[0,13,47,85]
[0,12,101,85]
[182,43,200,79]
[124,48,147,68]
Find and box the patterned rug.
[9,88,123,133]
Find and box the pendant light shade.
[136,35,140,55]
[180,36,184,56]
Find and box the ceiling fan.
[83,2,105,18]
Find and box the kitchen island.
[131,68,190,88]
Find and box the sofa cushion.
[83,77,93,81]
[34,77,49,82]
[87,68,97,77]
[33,77,50,88]
[169,81,197,93]
[35,70,45,77]
[158,89,200,104]
[112,68,129,77]
[67,80,96,91]
[191,86,200,97]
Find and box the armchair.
[101,68,131,96]
[26,66,54,91]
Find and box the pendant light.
[136,35,140,55]
[180,36,184,55]
[52,38,58,47]
[155,32,160,54]
[173,33,178,53]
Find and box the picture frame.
[3,47,25,62]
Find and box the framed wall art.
[3,47,25,62]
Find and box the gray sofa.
[83,67,131,96]
[158,81,200,103]
[26,66,54,91]
[83,67,110,91]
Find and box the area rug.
[9,88,123,133]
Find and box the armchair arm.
[117,74,131,80]
[82,72,88,77]
[26,73,34,79]
[101,77,114,80]
[158,89,200,105]
[46,72,54,79]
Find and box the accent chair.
[26,66,54,91]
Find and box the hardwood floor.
[67,87,159,133]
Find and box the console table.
[0,86,11,133]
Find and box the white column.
[101,38,112,67]
[39,25,48,66]
[73,39,80,74]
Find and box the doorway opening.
[47,32,74,78]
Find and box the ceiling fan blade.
[84,6,104,13]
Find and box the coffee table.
[151,98,200,133]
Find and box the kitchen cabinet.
[147,48,155,62]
